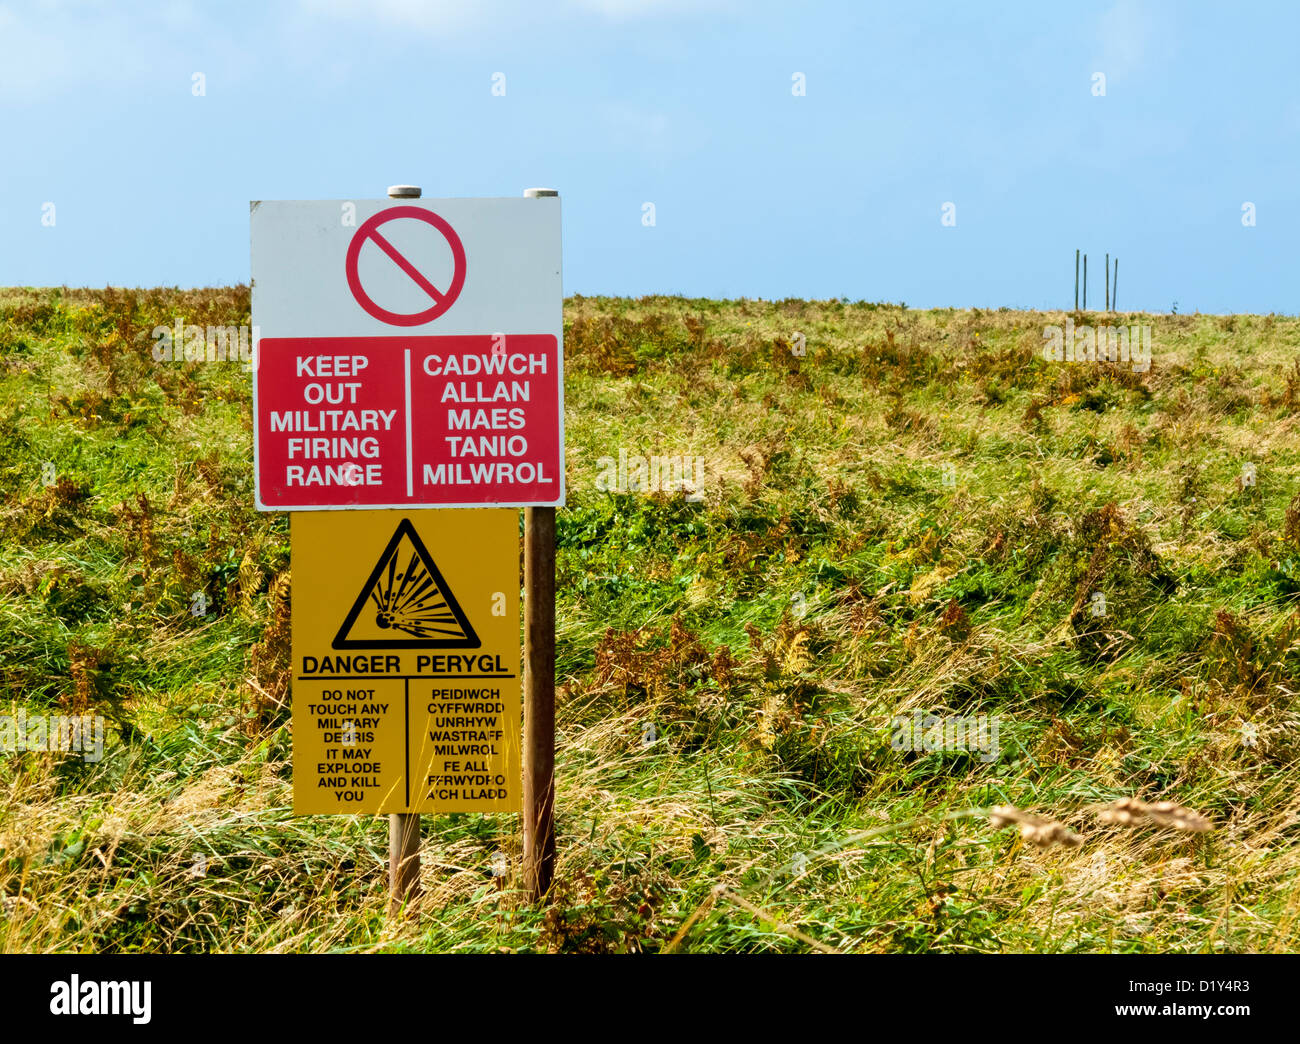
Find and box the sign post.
[521,182,561,900]
[522,503,556,899]
[387,183,422,916]
[251,182,562,914]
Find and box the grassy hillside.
[2,286,1299,952]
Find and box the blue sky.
[1,0,1296,313]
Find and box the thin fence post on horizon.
[1075,249,1080,311]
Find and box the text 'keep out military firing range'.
[250,187,563,905]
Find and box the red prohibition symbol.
[345,206,467,326]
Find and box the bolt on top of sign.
[250,196,563,509]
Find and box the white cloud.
[0,0,219,98]
[0,1,130,97]
[296,0,489,35]
[0,0,735,97]
[570,0,734,16]
[1093,0,1161,84]
[296,0,732,36]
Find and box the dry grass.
[2,290,1300,951]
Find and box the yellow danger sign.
[291,509,520,814]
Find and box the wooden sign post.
[522,504,556,899]
[384,188,423,915]
[520,186,559,902]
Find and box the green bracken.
[1,286,1298,953]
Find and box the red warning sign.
[251,197,564,509]
[344,207,467,327]
[255,334,561,509]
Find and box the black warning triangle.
[332,517,481,650]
